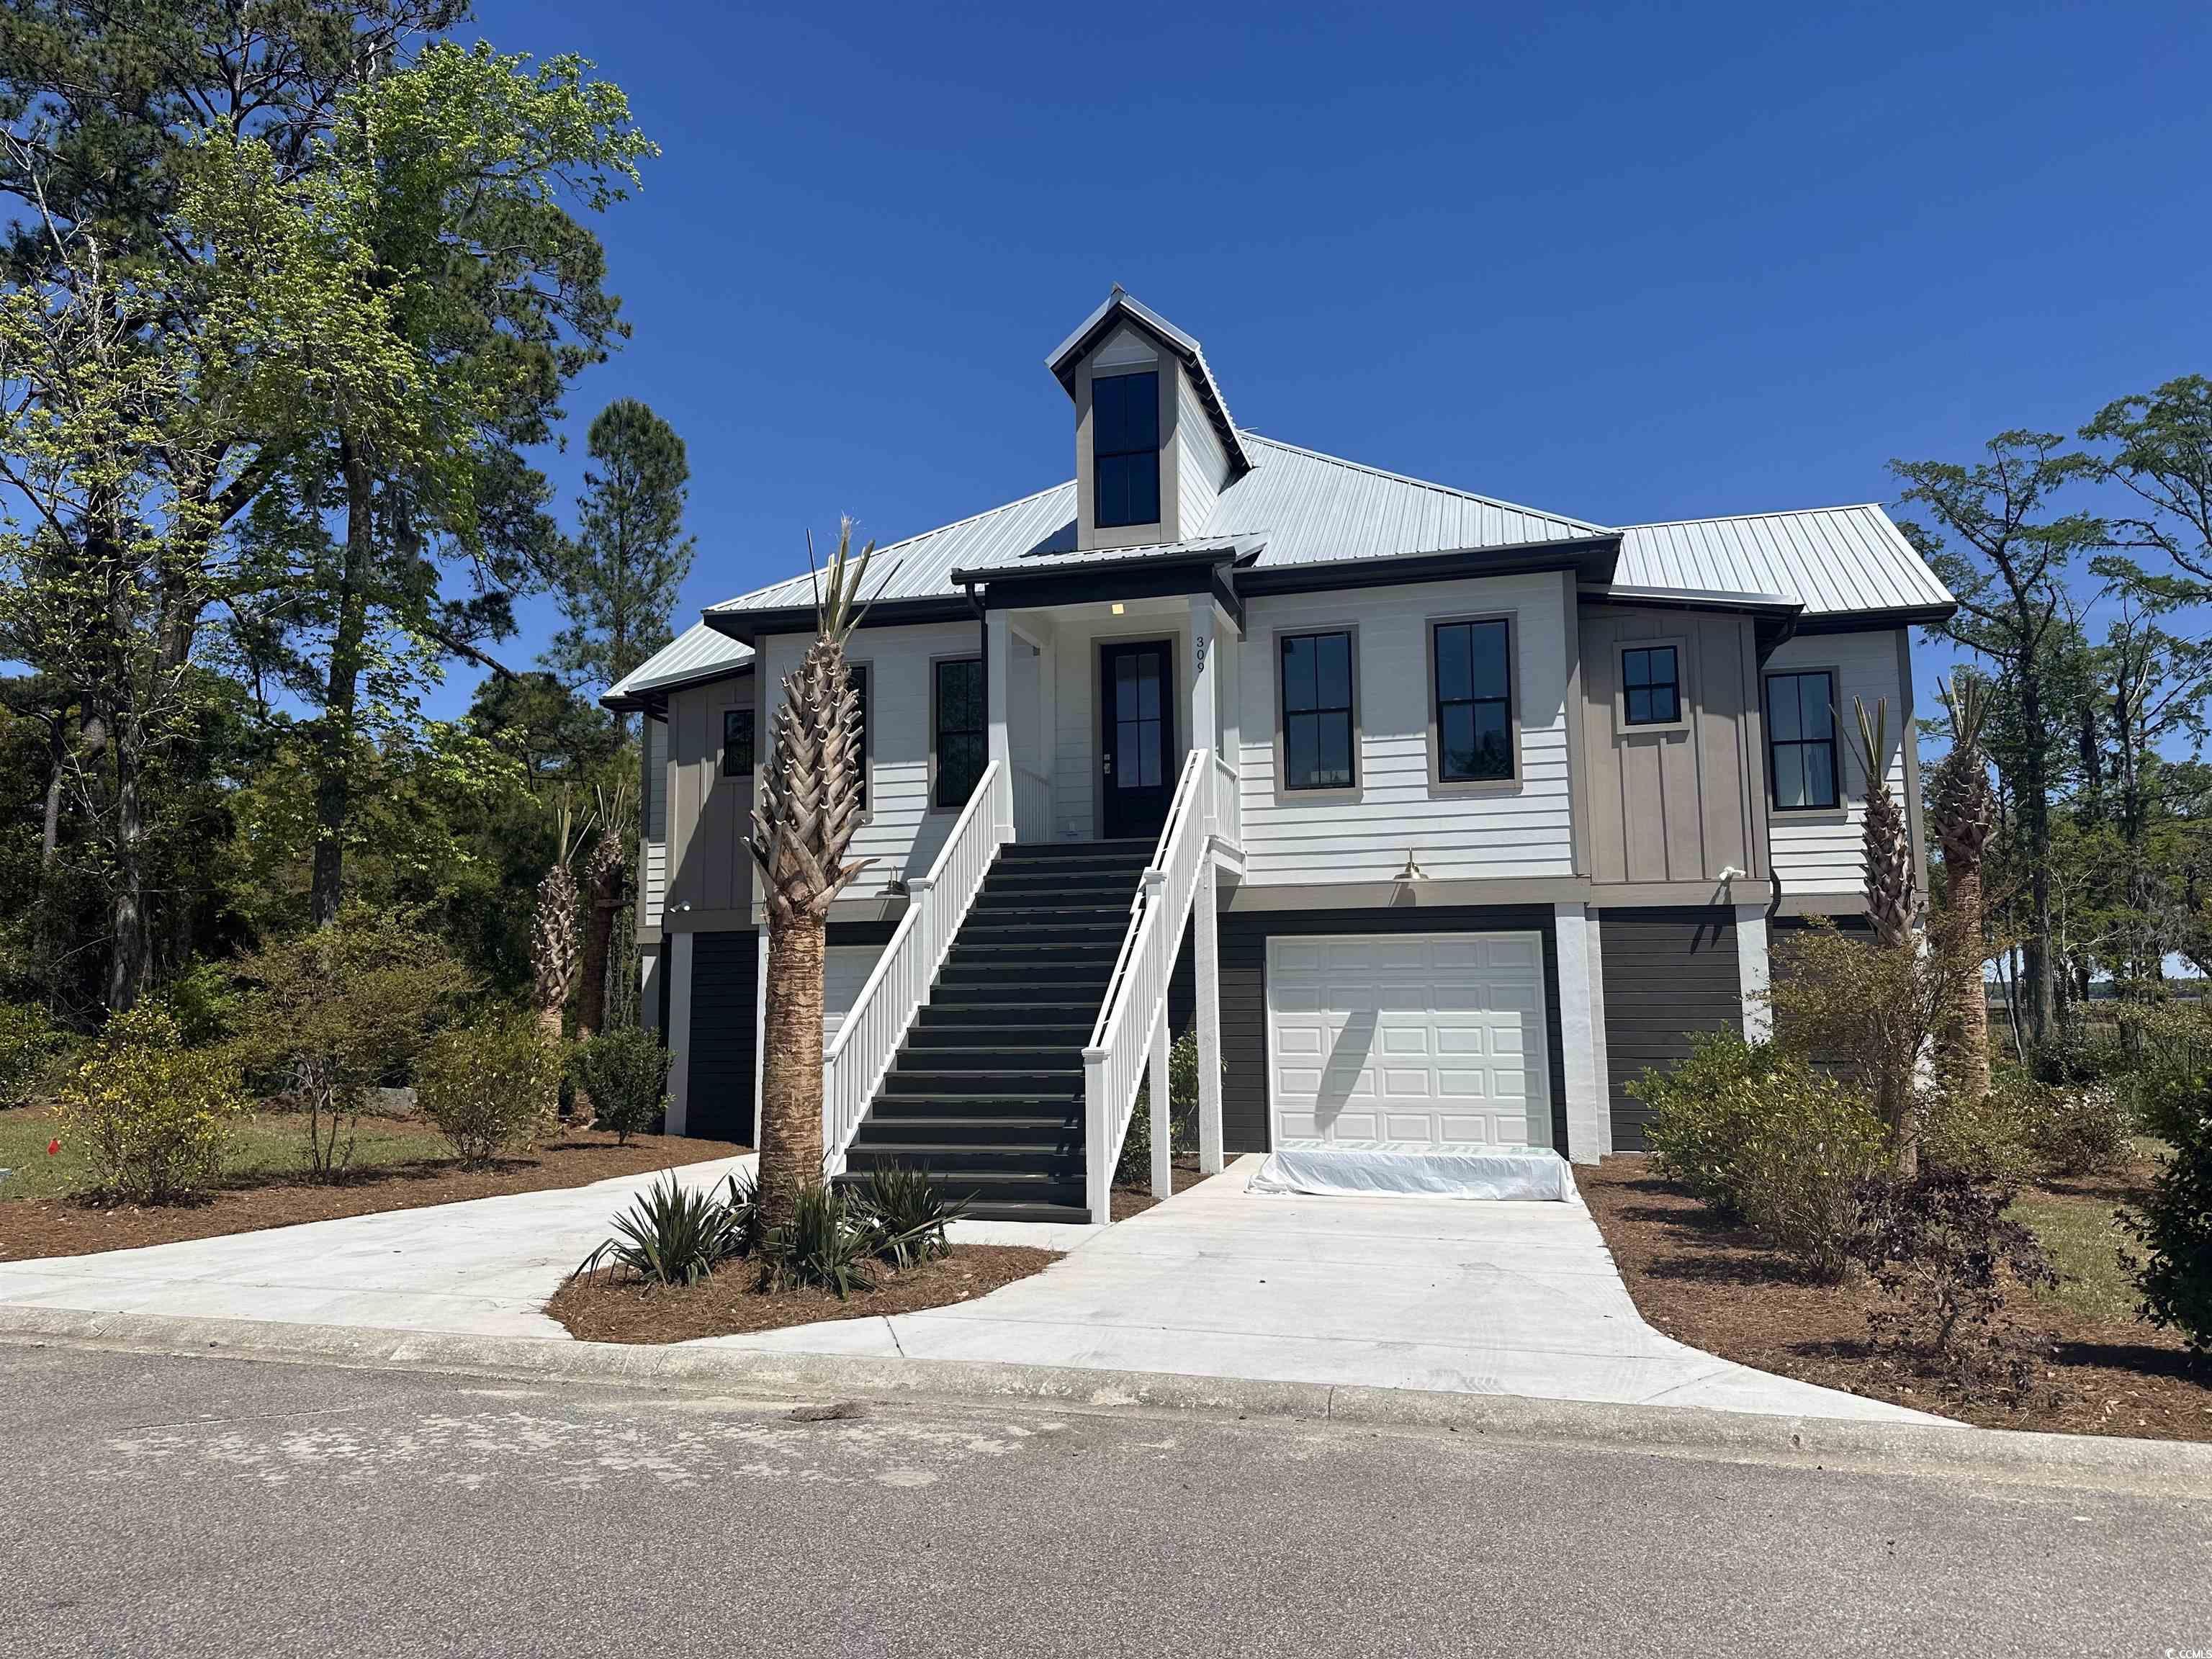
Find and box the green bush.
[1919,1074,2041,1186]
[55,1005,248,1202]
[2121,1100,2212,1360]
[851,1164,966,1267]
[417,1013,558,1167]
[2024,1081,2133,1179]
[1117,1029,1201,1187]
[0,1002,68,1112]
[1728,1058,1889,1280]
[575,1174,746,1286]
[567,1026,667,1146]
[1632,1033,1785,1216]
[2117,1002,2212,1144]
[757,1182,877,1298]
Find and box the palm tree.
[749,521,878,1224]
[1850,696,1925,1172]
[1851,697,1917,953]
[530,793,588,1121]
[1928,672,1999,1100]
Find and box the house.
[603,289,1954,1223]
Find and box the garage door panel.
[1268,931,1550,1153]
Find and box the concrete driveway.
[0,1151,1935,1423]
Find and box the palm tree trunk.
[757,914,827,1220]
[1945,861,1991,1100]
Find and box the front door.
[1100,639,1174,841]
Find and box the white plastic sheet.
[1246,1144,1581,1204]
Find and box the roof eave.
[1045,289,1251,480]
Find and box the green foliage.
[2121,1107,2212,1359]
[233,912,475,1176]
[575,1174,745,1287]
[1117,1029,1201,1187]
[0,1002,68,1111]
[756,1183,877,1299]
[1632,1033,1785,1215]
[851,1165,966,1268]
[1728,1061,1890,1282]
[55,1004,248,1202]
[568,1025,667,1145]
[2116,1001,2212,1144]
[416,1012,557,1166]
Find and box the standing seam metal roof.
[601,621,752,708]
[1614,505,1953,618]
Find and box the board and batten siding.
[1234,572,1575,885]
[752,619,982,901]
[1578,606,1766,889]
[662,676,756,919]
[1217,904,1568,1156]
[1596,907,1741,1151]
[1763,629,1911,902]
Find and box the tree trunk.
[1943,861,1992,1102]
[40,711,66,867]
[104,728,146,1012]
[310,435,374,927]
[2015,670,2059,1047]
[577,858,622,1043]
[757,915,826,1223]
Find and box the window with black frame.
[933,657,984,809]
[1092,371,1160,528]
[1280,631,1355,791]
[721,708,755,777]
[1766,670,1838,810]
[1621,644,1681,726]
[1433,619,1514,782]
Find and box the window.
[1433,618,1514,783]
[1621,644,1681,726]
[932,657,984,809]
[1280,630,1355,791]
[721,708,755,777]
[1093,370,1160,528]
[849,663,870,814]
[1766,670,1838,811]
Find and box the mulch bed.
[1111,1158,1213,1221]
[546,1244,1058,1344]
[0,1132,747,1264]
[1578,1156,2212,1442]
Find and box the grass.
[2015,1136,2165,1326]
[0,1102,459,1202]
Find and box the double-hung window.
[1432,618,1514,783]
[1279,631,1356,791]
[932,657,984,809]
[721,709,755,777]
[1092,371,1160,528]
[1621,645,1681,726]
[1766,670,1838,810]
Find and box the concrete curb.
[4,1302,2208,1495]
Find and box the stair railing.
[1082,749,1208,1223]
[822,758,1007,1177]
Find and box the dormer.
[1047,288,1251,552]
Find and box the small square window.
[721,708,755,777]
[1622,645,1681,726]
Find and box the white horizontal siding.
[1175,368,1226,539]
[642,717,668,927]
[1236,572,1575,884]
[1763,629,1909,898]
[822,941,889,1042]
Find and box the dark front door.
[1100,639,1174,842]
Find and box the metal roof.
[1047,287,1251,477]
[953,534,1260,583]
[1614,505,1953,619]
[600,621,752,711]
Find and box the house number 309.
[1193,635,1210,674]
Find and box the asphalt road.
[1,1341,2206,1659]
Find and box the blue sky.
[458,0,2212,717]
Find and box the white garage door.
[1267,932,1550,1151]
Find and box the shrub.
[575,1174,747,1286]
[1633,1033,1785,1215]
[756,1182,877,1298]
[55,1005,248,1202]
[1919,1074,2040,1186]
[0,1002,68,1112]
[233,913,475,1177]
[417,1013,558,1167]
[1117,1030,1201,1186]
[2024,1082,2132,1179]
[2116,1001,2212,1144]
[1728,1058,1889,1280]
[1851,1166,2058,1403]
[852,1164,966,1267]
[2120,1106,2212,1360]
[567,1027,667,1146]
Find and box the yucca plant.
[748,519,881,1227]
[573,1174,745,1287]
[853,1164,967,1267]
[1929,672,1999,1100]
[755,1181,877,1298]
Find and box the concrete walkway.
[0,1151,1936,1424]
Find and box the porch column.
[1193,866,1224,1173]
[1187,592,1218,830]
[665,931,695,1136]
[985,608,1014,837]
[1552,902,1607,1163]
[1735,903,1773,1043]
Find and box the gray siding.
[1599,907,1741,1151]
[1218,906,1568,1156]
[685,930,758,1144]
